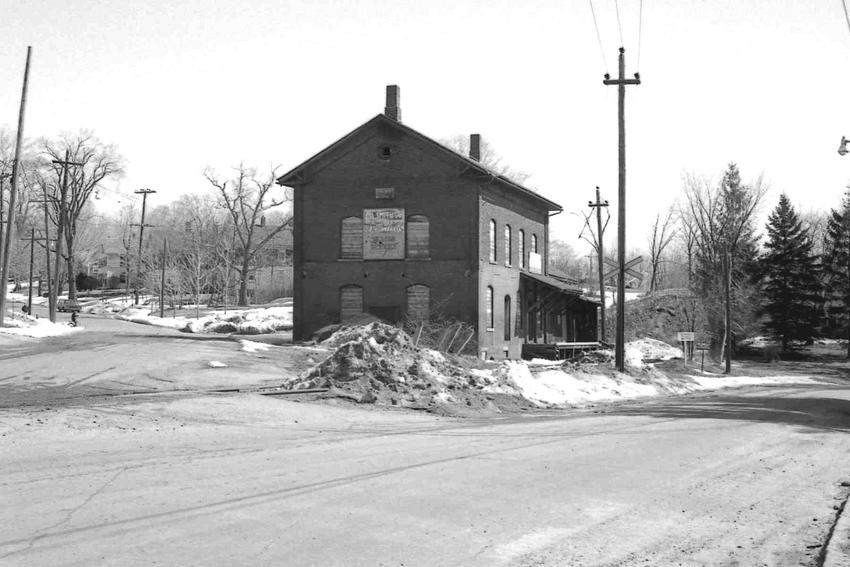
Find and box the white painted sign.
[529,252,542,274]
[363,208,405,259]
[677,331,695,342]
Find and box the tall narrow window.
[532,233,538,254]
[339,285,364,323]
[504,295,512,341]
[405,284,430,321]
[518,229,525,269]
[489,219,497,262]
[340,216,363,259]
[406,215,429,258]
[486,286,494,329]
[504,225,512,267]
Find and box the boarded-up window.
[489,219,497,262]
[405,284,430,320]
[486,286,494,329]
[340,217,363,259]
[518,230,525,269]
[339,285,364,323]
[504,295,512,341]
[504,225,512,266]
[406,215,429,258]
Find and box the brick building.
[278,86,597,358]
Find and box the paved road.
[2,382,849,566]
[0,313,309,407]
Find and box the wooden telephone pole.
[0,47,31,328]
[132,188,156,305]
[603,47,641,372]
[51,151,84,319]
[588,187,609,343]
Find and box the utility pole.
[724,245,732,374]
[19,228,35,314]
[31,194,54,320]
[603,47,641,372]
[132,188,156,305]
[160,236,167,318]
[51,151,83,320]
[0,173,11,270]
[0,47,32,328]
[588,186,609,343]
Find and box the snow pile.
[625,338,683,368]
[287,322,522,411]
[118,305,293,335]
[0,310,81,338]
[240,339,270,353]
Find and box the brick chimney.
[384,85,401,122]
[469,133,481,162]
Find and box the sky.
[3,0,850,257]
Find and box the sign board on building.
[677,331,695,342]
[529,252,543,274]
[363,208,405,259]
[374,187,395,200]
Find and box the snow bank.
[0,310,81,338]
[288,325,819,412]
[118,305,293,335]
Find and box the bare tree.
[43,132,123,300]
[439,134,530,184]
[682,165,767,371]
[204,164,292,306]
[648,206,677,292]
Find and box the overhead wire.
[637,0,644,69]
[614,0,624,47]
[842,0,850,38]
[589,0,609,73]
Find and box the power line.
[637,0,644,69]
[842,0,850,38]
[589,0,609,72]
[614,0,624,47]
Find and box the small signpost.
[677,331,695,362]
[695,343,710,372]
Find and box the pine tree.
[759,194,821,351]
[824,191,850,357]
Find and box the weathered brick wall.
[292,121,480,339]
[478,187,550,359]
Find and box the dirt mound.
[287,322,534,414]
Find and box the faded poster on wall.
[363,208,405,259]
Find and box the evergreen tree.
[824,190,850,357]
[759,194,821,351]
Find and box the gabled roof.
[276,114,562,212]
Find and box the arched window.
[518,229,525,269]
[532,233,538,254]
[504,295,512,340]
[489,219,497,262]
[405,284,430,320]
[485,286,494,329]
[504,225,512,267]
[339,285,363,323]
[340,216,363,259]
[406,215,429,258]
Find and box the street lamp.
[839,136,850,156]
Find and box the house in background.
[278,85,597,358]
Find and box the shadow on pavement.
[607,390,850,433]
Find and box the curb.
[823,485,850,567]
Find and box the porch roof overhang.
[520,271,600,307]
